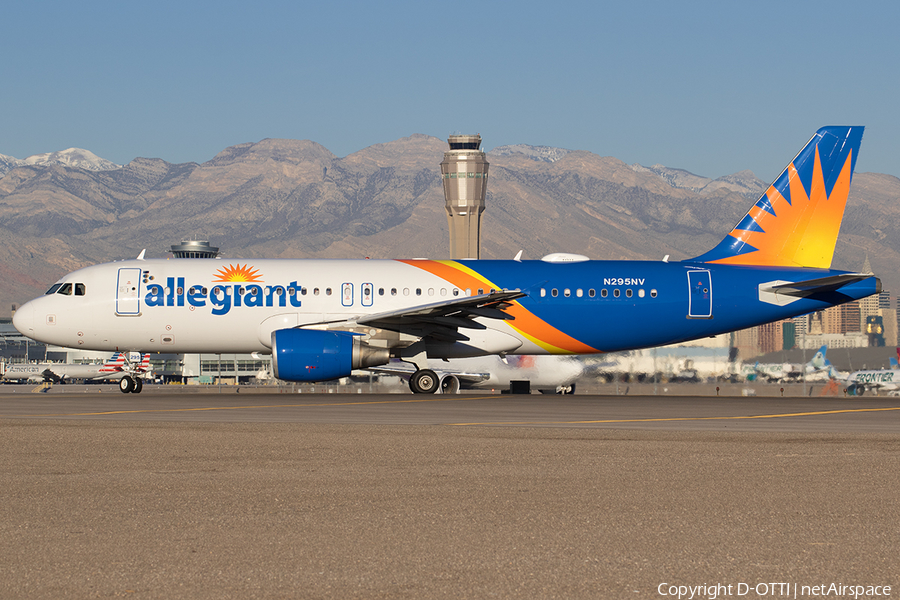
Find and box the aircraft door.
[361,283,373,307]
[341,283,353,307]
[116,268,142,315]
[687,269,712,319]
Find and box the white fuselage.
[1,361,121,382]
[12,259,532,356]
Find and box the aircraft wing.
[40,368,63,383]
[763,273,874,298]
[354,289,526,343]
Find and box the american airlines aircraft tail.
[12,127,879,394]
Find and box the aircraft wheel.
[119,376,135,394]
[565,383,576,395]
[132,378,143,394]
[410,369,439,394]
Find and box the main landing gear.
[119,375,143,394]
[409,369,439,394]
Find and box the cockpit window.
[75,283,86,296]
[57,283,73,296]
[45,283,63,295]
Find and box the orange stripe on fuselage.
[397,259,598,354]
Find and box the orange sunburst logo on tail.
[714,146,853,268]
[212,263,263,282]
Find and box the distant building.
[170,240,219,259]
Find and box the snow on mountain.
[489,144,573,163]
[631,163,766,199]
[0,153,21,177]
[0,148,121,177]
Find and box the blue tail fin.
[693,126,863,268]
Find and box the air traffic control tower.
[441,134,489,259]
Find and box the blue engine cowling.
[271,329,390,382]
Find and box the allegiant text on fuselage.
[145,278,302,316]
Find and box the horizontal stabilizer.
[762,273,877,298]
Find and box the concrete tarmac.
[1,387,898,599]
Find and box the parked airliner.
[1,352,150,385]
[371,354,585,394]
[744,345,833,383]
[13,127,880,394]
[843,348,900,396]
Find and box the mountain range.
[0,148,121,176]
[1,135,898,316]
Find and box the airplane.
[843,348,900,396]
[12,126,880,394]
[0,352,150,385]
[743,345,832,382]
[370,354,585,394]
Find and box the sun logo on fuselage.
[212,263,263,282]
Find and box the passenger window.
[301,287,308,295]
[638,289,646,298]
[576,289,583,298]
[564,289,571,297]
[614,289,620,298]
[478,288,484,295]
[626,289,633,298]
[391,288,398,296]
[589,289,596,298]
[75,283,86,296]
[453,289,459,296]
[540,289,546,298]
[379,288,385,296]
[651,289,658,298]
[551,289,558,297]
[403,288,410,296]
[325,288,332,296]
[601,289,608,298]
[416,288,422,296]
[314,288,320,296]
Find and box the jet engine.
[439,374,460,394]
[271,329,390,382]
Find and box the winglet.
[137,249,146,261]
[692,126,864,268]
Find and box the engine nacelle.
[439,375,460,394]
[846,383,865,396]
[271,329,390,382]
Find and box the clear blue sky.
[2,0,897,181]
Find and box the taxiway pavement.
[1,388,897,598]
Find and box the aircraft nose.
[12,301,34,336]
